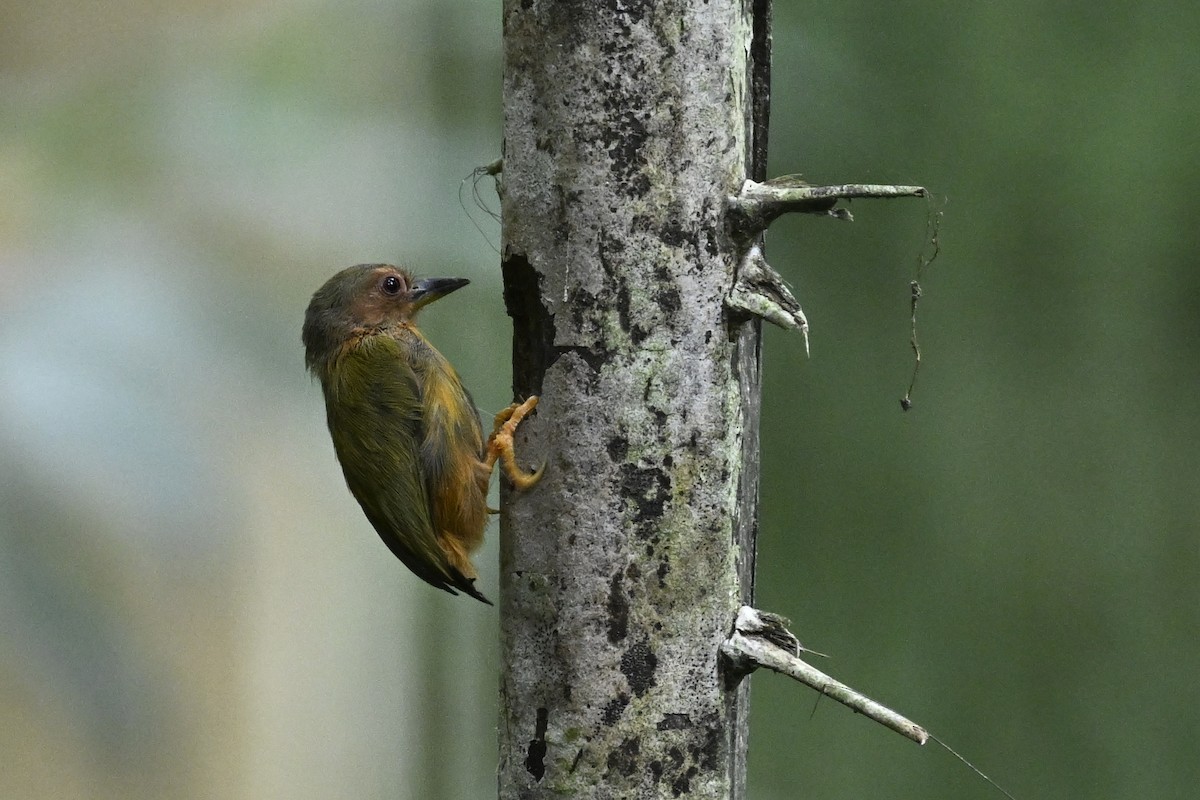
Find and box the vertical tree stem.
[499,2,769,797]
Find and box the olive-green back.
[323,335,467,595]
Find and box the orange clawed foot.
[486,396,544,491]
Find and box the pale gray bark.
[498,2,769,798]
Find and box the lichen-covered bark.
[499,2,766,797]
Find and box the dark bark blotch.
[656,713,692,731]
[657,286,682,314]
[606,435,629,462]
[618,463,671,539]
[525,707,549,781]
[501,254,555,397]
[620,639,657,697]
[616,282,632,335]
[601,692,630,725]
[554,344,609,375]
[671,766,698,797]
[605,736,641,778]
[693,717,722,770]
[607,571,629,643]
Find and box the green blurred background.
[1,2,1196,798]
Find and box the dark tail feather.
[461,579,493,605]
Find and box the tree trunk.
[498,2,769,797]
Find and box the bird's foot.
[486,396,543,490]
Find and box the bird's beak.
[409,277,469,310]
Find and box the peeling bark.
[498,2,768,797]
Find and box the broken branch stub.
[725,245,810,353]
[721,606,930,746]
[727,177,927,235]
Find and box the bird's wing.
[415,366,487,509]
[324,336,465,595]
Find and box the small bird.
[303,264,540,603]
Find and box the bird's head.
[303,263,468,373]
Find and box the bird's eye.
[381,274,404,295]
